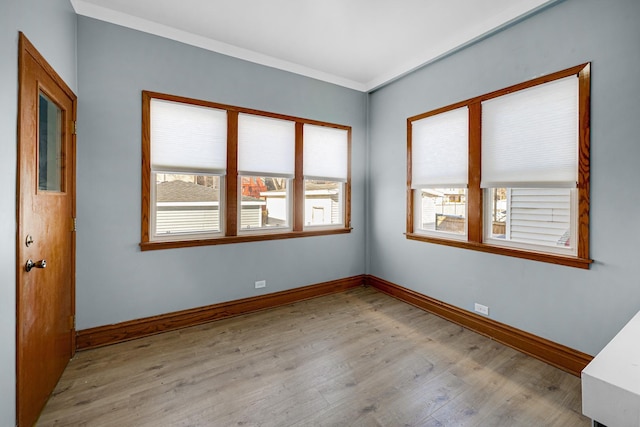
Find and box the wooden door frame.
[16,31,77,424]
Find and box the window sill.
[140,227,352,251]
[406,233,592,269]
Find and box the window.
[237,113,295,232]
[407,63,591,268]
[149,99,227,240]
[411,106,468,238]
[303,124,349,228]
[141,92,351,250]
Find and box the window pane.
[151,99,227,174]
[38,92,63,192]
[487,188,574,249]
[417,188,466,235]
[305,180,343,226]
[303,125,348,181]
[240,176,289,230]
[155,174,221,236]
[411,107,468,188]
[481,76,578,187]
[238,114,295,177]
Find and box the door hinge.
[73,217,77,232]
[72,121,77,135]
[69,315,75,330]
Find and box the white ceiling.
[71,0,559,92]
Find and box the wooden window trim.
[140,91,352,251]
[407,63,592,269]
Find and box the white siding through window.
[508,188,571,246]
[421,196,437,229]
[330,195,340,224]
[241,206,262,229]
[156,206,220,234]
[157,205,263,234]
[302,194,341,226]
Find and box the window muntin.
[406,63,591,268]
[141,92,352,249]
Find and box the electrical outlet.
[255,280,266,289]
[474,303,489,316]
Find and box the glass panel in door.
[38,92,64,192]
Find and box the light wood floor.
[37,286,589,426]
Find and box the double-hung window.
[150,99,227,239]
[237,113,295,232]
[141,92,351,250]
[407,63,591,268]
[481,76,579,255]
[303,124,349,228]
[411,106,469,239]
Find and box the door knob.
[25,259,46,272]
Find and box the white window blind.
[481,76,578,188]
[238,113,295,178]
[151,99,227,174]
[411,106,469,188]
[303,124,348,181]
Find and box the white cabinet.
[582,310,640,427]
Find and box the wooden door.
[16,33,76,427]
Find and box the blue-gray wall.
[75,17,367,329]
[0,1,77,424]
[368,0,640,356]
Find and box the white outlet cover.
[255,280,266,289]
[474,303,489,316]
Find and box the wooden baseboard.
[76,275,365,351]
[77,273,592,377]
[365,275,592,377]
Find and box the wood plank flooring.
[37,286,589,426]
